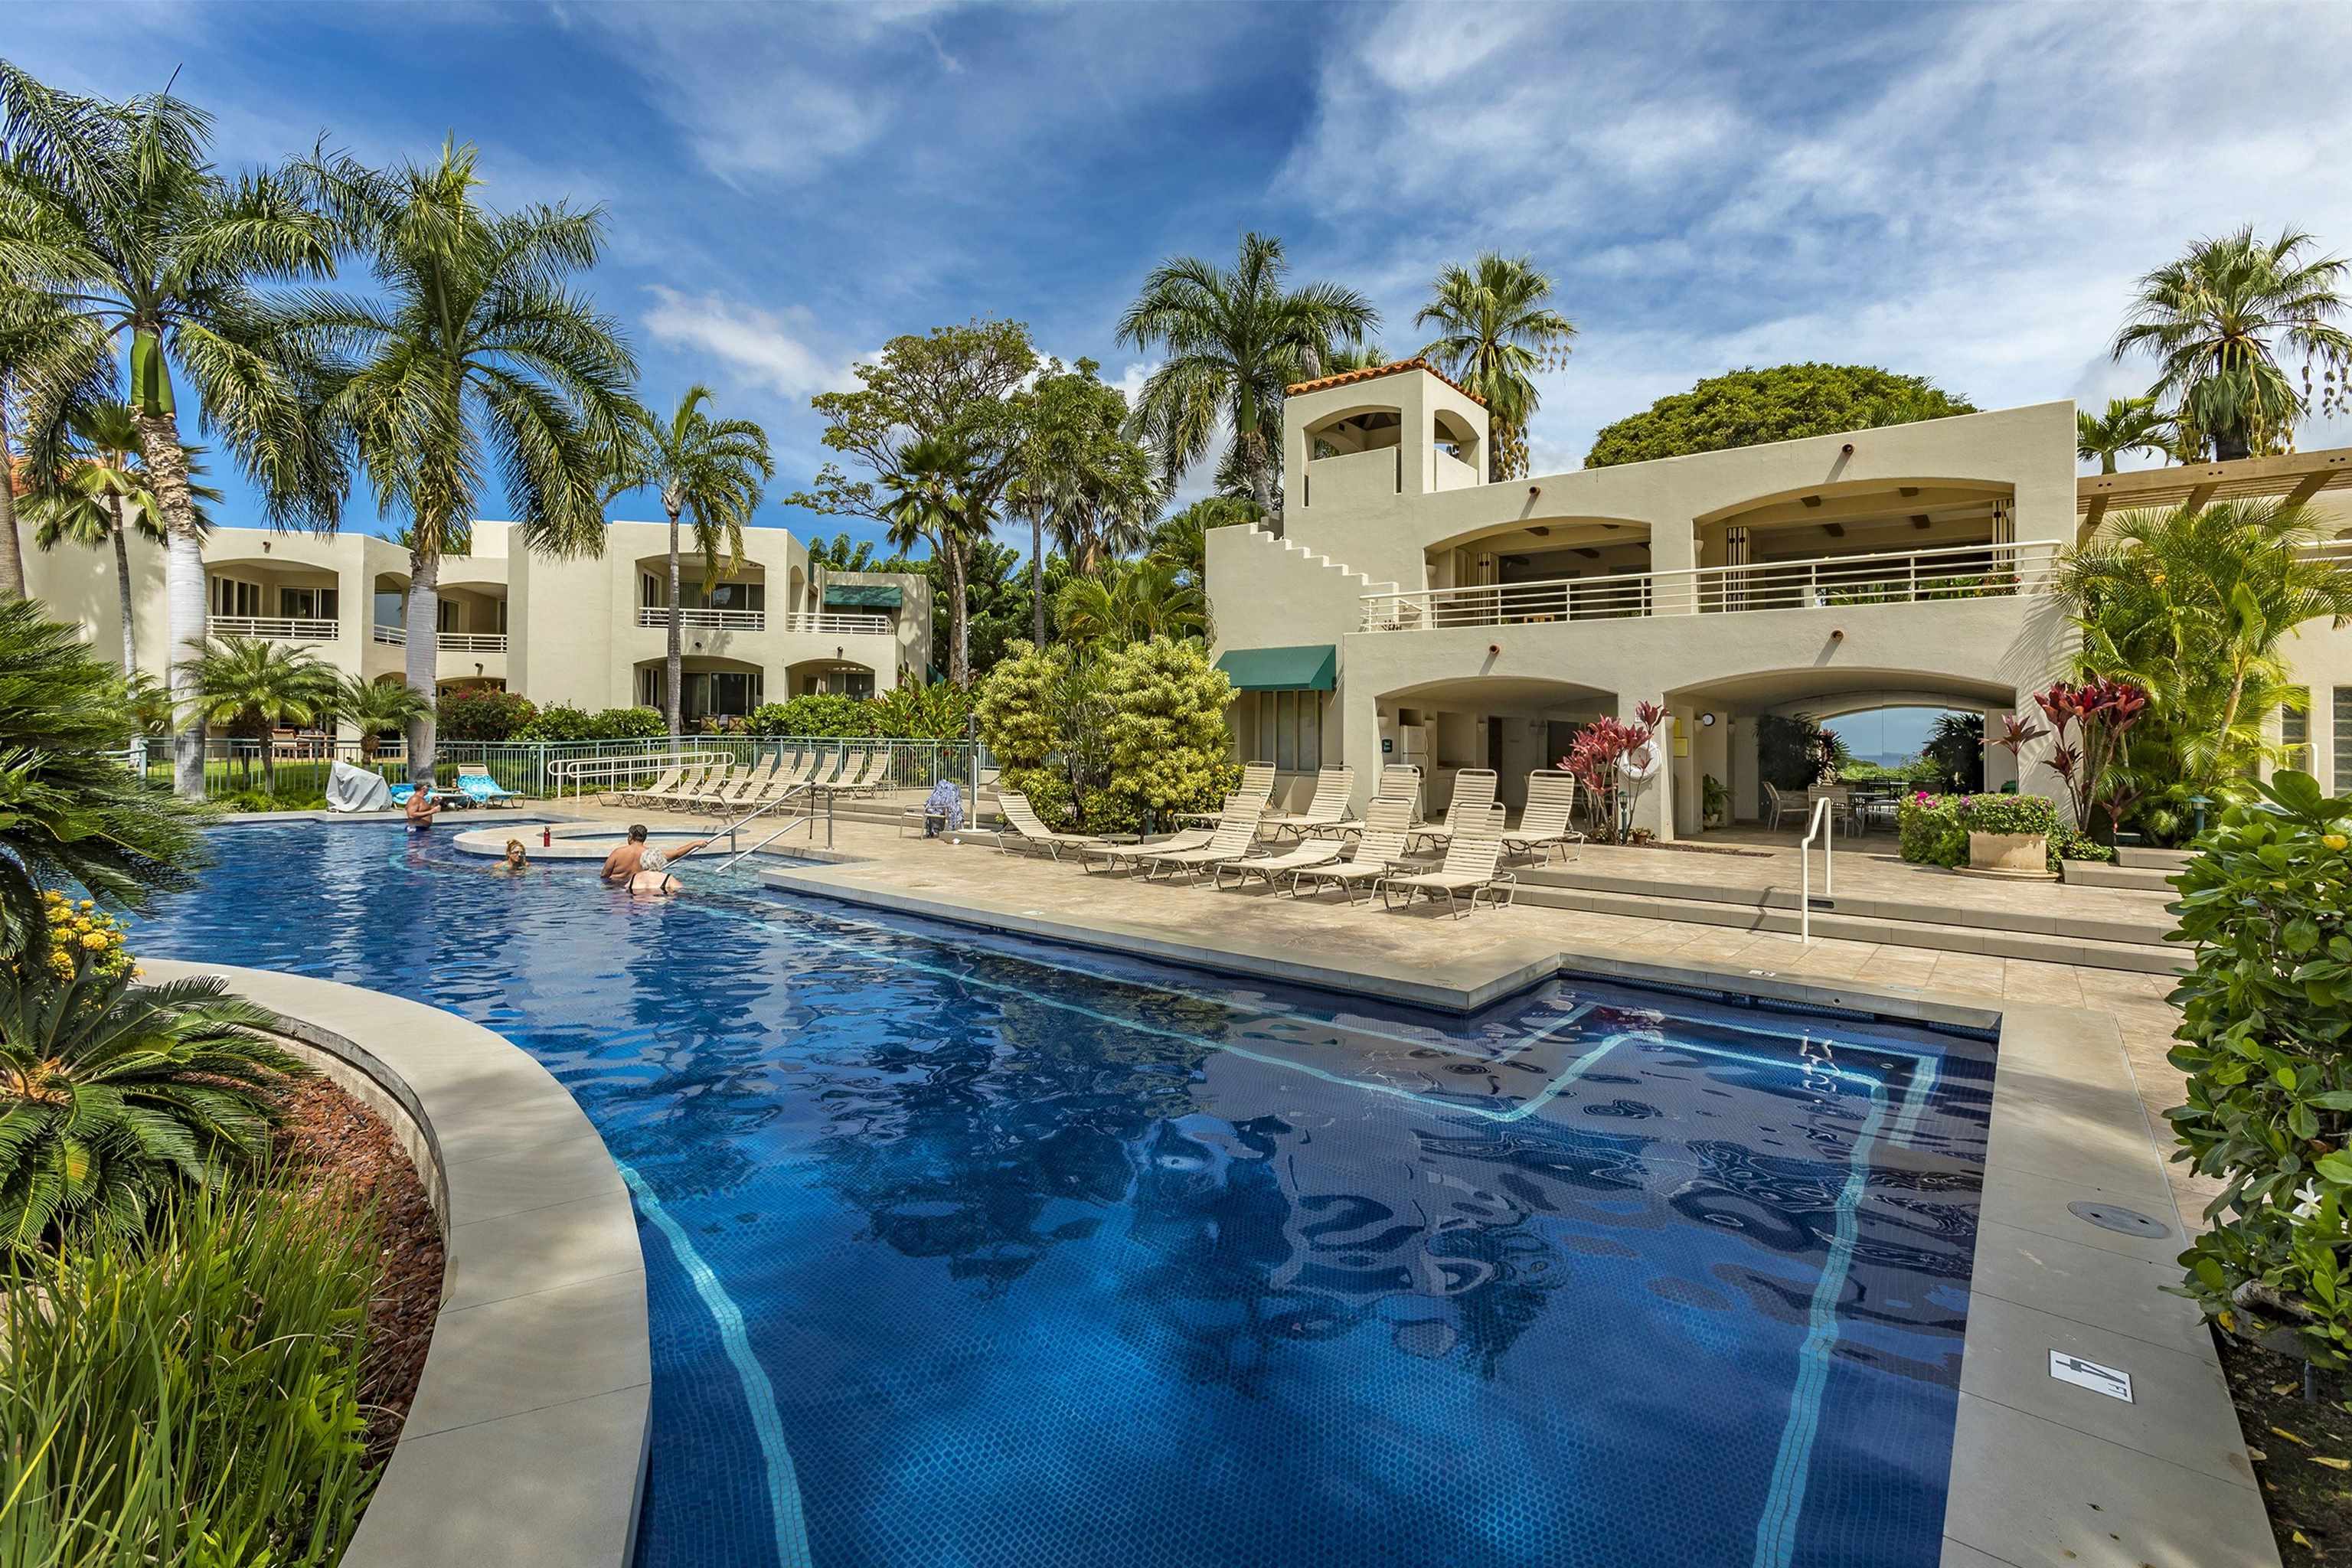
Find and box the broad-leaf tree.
[0,62,346,796]
[2112,225,2352,462]
[2074,396,2173,474]
[1414,253,1576,480]
[298,142,635,779]
[612,385,773,734]
[175,632,334,797]
[1118,232,1377,515]
[1585,364,1975,468]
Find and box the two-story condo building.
[1205,361,2352,838]
[25,519,931,729]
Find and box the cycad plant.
[328,671,428,762]
[1415,252,1577,480]
[0,912,297,1252]
[175,633,334,796]
[1054,557,1205,648]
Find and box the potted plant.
[1959,792,2057,876]
[1701,773,1730,829]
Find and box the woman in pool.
[626,847,684,897]
[490,839,530,875]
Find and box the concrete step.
[2062,860,2180,893]
[2116,846,2195,871]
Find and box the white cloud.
[640,286,861,400]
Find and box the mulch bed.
[270,1075,446,1461]
[2220,1333,2352,1562]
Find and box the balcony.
[1358,541,2062,632]
[634,606,890,635]
[370,626,508,652]
[211,615,338,642]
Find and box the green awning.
[1215,644,1336,692]
[825,583,902,609]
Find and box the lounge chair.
[639,763,710,809]
[1177,760,1273,826]
[684,766,750,812]
[1074,795,1247,874]
[455,769,524,808]
[612,764,679,807]
[387,781,466,808]
[1290,799,1417,902]
[1502,772,1584,864]
[821,750,891,799]
[1262,765,1355,841]
[1406,768,1499,854]
[1140,799,1266,882]
[1377,805,1516,918]
[995,791,1114,861]
[1211,835,1344,892]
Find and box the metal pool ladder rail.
[1799,794,1834,945]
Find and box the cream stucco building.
[1204,361,2352,837]
[26,518,931,730]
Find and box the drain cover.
[2067,1200,2171,1240]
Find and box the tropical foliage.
[1118,231,1377,514]
[516,703,665,742]
[1584,364,1975,468]
[1054,557,1204,648]
[434,684,536,741]
[1921,711,1986,792]
[175,632,334,795]
[745,682,976,740]
[2075,396,2172,474]
[2168,771,2352,1367]
[332,671,430,756]
[2112,225,2352,461]
[1010,358,1157,645]
[1414,252,1576,480]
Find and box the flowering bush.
[18,891,137,988]
[2169,771,2352,1364]
[436,688,538,741]
[1560,702,1661,844]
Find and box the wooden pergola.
[2076,446,2352,537]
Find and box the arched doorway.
[1373,675,1617,813]
[784,657,874,699]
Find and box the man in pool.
[404,781,439,831]
[600,823,709,884]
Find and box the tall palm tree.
[612,386,773,735]
[1117,231,1377,515]
[0,63,346,797]
[2112,226,2352,461]
[1012,362,1158,645]
[175,633,333,796]
[1414,253,1577,481]
[2074,396,2174,474]
[881,434,982,685]
[0,284,104,599]
[298,142,635,781]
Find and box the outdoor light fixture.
[1700,712,1717,727]
[1528,485,1541,498]
[1487,642,1501,656]
[1841,443,1855,456]
[1830,628,1846,642]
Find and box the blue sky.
[12,0,2352,554]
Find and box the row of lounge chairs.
[988,763,1585,919]
[614,750,895,812]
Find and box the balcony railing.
[211,615,338,642]
[1358,541,2062,632]
[634,606,891,635]
[370,626,508,652]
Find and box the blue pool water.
[136,823,1991,1568]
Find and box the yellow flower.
[77,900,93,911]
[2326,834,2349,853]
[79,932,107,950]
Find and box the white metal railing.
[1799,795,1835,945]
[1357,540,2063,632]
[371,625,403,645]
[370,626,505,652]
[633,606,892,635]
[211,615,338,642]
[779,611,890,635]
[546,749,737,805]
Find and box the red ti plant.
[1560,704,1661,844]
[2032,678,2150,833]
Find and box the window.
[1252,691,1321,772]
[439,598,460,633]
[638,667,664,708]
[2335,688,2352,794]
[210,577,260,617]
[2282,690,2311,775]
[641,573,662,609]
[495,597,508,633]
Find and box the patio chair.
[822,750,891,799]
[1178,760,1274,826]
[1502,772,1584,864]
[1406,768,1498,854]
[1290,798,1416,902]
[1377,805,1516,918]
[1076,795,1245,874]
[1261,765,1355,841]
[454,769,524,808]
[638,763,710,809]
[1762,781,1807,831]
[1806,785,1861,838]
[1210,835,1344,893]
[684,766,749,812]
[995,791,1115,861]
[616,764,681,807]
[1140,798,1266,882]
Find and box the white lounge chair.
[1074,805,1235,875]
[1406,767,1499,854]
[821,750,891,799]
[640,763,711,809]
[1502,772,1585,864]
[1211,836,1344,892]
[1142,799,1266,881]
[1262,765,1355,841]
[1177,760,1274,827]
[618,764,681,808]
[995,791,1113,861]
[1290,799,1417,902]
[1378,805,1516,918]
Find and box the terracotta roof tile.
[1283,357,1487,407]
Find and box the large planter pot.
[1967,830,2050,876]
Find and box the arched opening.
[782,656,874,700]
[1304,402,1403,459]
[1376,675,1617,813]
[1431,409,1482,491]
[1417,517,1653,609]
[203,554,341,642]
[1692,478,2020,612]
[635,655,766,723]
[788,564,808,617]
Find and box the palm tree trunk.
[946,540,971,688]
[1031,513,1046,648]
[0,390,24,599]
[132,409,208,799]
[108,498,137,674]
[403,547,440,784]
[665,504,684,737]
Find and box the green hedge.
[2169,773,2352,1364]
[518,704,667,742]
[439,688,538,740]
[1896,792,2092,871]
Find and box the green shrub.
[2050,824,2114,864]
[519,704,667,741]
[0,1181,382,1563]
[1898,792,1967,867]
[1958,793,2055,836]
[218,788,330,812]
[1899,792,2081,869]
[437,688,537,740]
[749,694,871,737]
[976,637,1236,833]
[2167,772,2352,1366]
[864,679,978,740]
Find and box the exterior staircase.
[1234,523,1400,601]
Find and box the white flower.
[2292,1181,2324,1221]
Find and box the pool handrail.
[547,749,736,806]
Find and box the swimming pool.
[138,822,1991,1568]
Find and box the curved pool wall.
[139,822,1996,1568]
[450,821,730,861]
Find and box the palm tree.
[2060,498,2352,813]
[2112,226,2352,461]
[1054,558,1205,648]
[0,64,346,797]
[2075,397,2174,474]
[175,633,333,796]
[1012,362,1158,645]
[1414,253,1577,480]
[328,671,427,762]
[1117,231,1377,515]
[610,387,773,735]
[0,284,106,599]
[299,142,635,781]
[0,961,296,1252]
[881,434,983,684]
